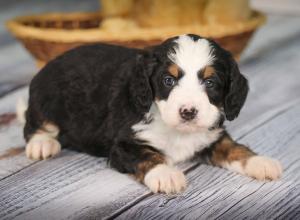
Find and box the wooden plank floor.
[1,1,300,219]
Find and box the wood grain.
[0,151,148,219]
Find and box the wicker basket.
[6,12,266,68]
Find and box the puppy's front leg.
[204,133,283,180]
[110,141,186,194]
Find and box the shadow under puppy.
[24,34,282,194]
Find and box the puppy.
[24,34,282,194]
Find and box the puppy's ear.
[129,53,156,114]
[224,56,249,121]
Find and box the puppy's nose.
[179,107,198,121]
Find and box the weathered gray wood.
[0,87,31,179]
[0,87,28,155]
[0,150,148,220]
[0,86,28,117]
[0,86,28,116]
[114,102,300,220]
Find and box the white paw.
[244,156,283,180]
[26,134,61,160]
[144,164,187,194]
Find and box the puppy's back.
[34,43,141,84]
[26,44,141,149]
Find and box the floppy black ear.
[129,53,156,114]
[224,57,249,121]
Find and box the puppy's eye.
[163,76,176,87]
[204,79,215,88]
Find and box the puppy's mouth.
[174,120,207,133]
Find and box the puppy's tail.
[16,97,28,124]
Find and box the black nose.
[179,107,198,121]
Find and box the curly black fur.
[24,35,248,177]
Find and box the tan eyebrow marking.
[168,64,180,78]
[203,66,216,79]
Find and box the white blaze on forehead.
[168,35,214,74]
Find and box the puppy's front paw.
[144,164,187,194]
[245,156,283,180]
[26,134,61,160]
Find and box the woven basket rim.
[6,11,266,42]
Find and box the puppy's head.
[131,34,248,132]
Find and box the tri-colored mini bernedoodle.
[24,34,282,194]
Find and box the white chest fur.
[132,107,223,164]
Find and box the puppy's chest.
[133,119,222,164]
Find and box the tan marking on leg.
[211,135,254,166]
[26,122,61,160]
[135,148,166,182]
[133,148,186,194]
[210,134,283,181]
[37,122,59,137]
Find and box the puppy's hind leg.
[25,122,61,160]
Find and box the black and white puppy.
[24,34,282,194]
